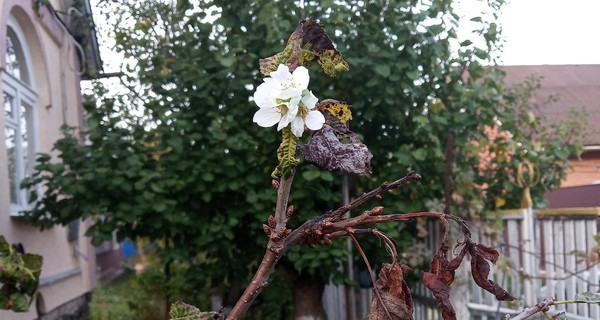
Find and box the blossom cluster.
[252,64,324,137]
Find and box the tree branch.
[226,173,295,320]
[227,171,443,320]
[504,297,554,320]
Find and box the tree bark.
[292,272,326,320]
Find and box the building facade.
[0,0,100,319]
[502,65,600,207]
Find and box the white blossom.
[253,64,324,137]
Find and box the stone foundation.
[39,293,91,320]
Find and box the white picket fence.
[323,207,600,319]
[468,207,600,319]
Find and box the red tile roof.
[500,65,600,145]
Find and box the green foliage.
[0,236,43,312]
[483,77,588,209]
[90,272,139,320]
[22,0,586,314]
[90,268,166,320]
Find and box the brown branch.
[228,171,424,319]
[443,134,454,213]
[226,173,295,320]
[274,173,295,239]
[284,171,422,248]
[327,171,422,221]
[504,297,554,320]
[226,249,280,320]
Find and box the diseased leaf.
[259,18,348,77]
[469,243,515,301]
[552,311,567,320]
[0,236,43,312]
[367,262,413,320]
[574,291,600,303]
[10,293,28,313]
[319,99,352,124]
[298,112,372,174]
[169,301,221,320]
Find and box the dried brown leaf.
[368,262,413,320]
[297,112,372,174]
[469,243,515,301]
[422,243,461,320]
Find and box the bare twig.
[274,174,294,232]
[349,231,392,320]
[326,171,422,222]
[505,297,554,320]
[226,173,295,320]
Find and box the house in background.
[501,64,600,208]
[0,0,102,319]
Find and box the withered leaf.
[422,243,461,320]
[297,112,372,174]
[368,262,413,320]
[259,18,348,77]
[469,243,515,301]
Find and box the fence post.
[516,161,539,306]
[521,207,537,306]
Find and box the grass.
[90,269,165,320]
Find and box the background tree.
[23,0,586,318]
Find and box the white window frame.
[3,16,39,216]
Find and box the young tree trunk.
[292,272,326,320]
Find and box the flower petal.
[291,117,305,137]
[254,83,277,109]
[280,86,304,99]
[270,64,292,84]
[292,66,310,90]
[253,107,281,127]
[301,91,319,110]
[305,110,325,130]
[276,103,297,131]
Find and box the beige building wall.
[0,1,95,319]
[562,151,600,187]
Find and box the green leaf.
[411,148,428,161]
[320,171,334,182]
[218,56,235,67]
[201,172,215,182]
[406,70,420,80]
[374,65,391,77]
[302,169,321,181]
[0,236,42,312]
[0,236,10,255]
[10,293,29,312]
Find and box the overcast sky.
[496,0,600,65]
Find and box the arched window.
[3,15,37,214]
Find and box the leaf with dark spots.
[469,243,515,301]
[298,112,372,174]
[259,18,348,77]
[367,262,413,320]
